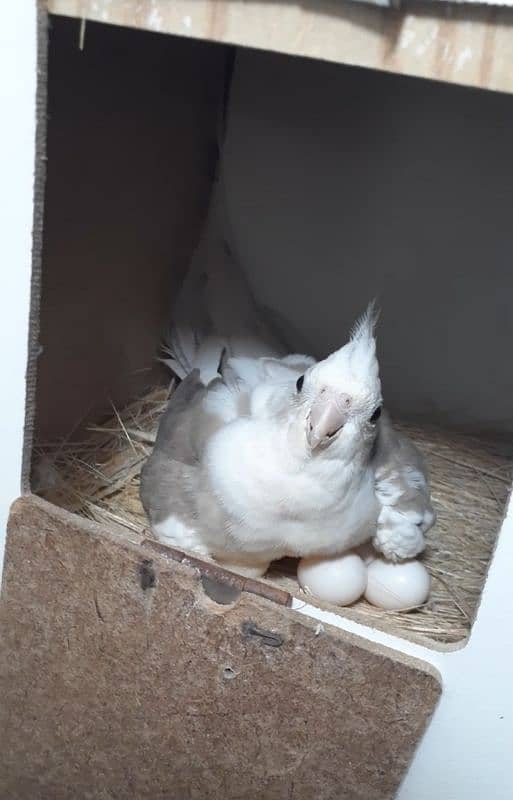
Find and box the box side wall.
[35,17,229,442]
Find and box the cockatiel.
[141,184,435,576]
[141,304,435,577]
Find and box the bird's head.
[295,304,382,459]
[244,303,382,461]
[255,304,382,460]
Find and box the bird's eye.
[370,405,382,423]
[296,375,304,393]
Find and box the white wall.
[0,2,37,577]
[398,493,513,798]
[222,49,513,435]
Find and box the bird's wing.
[140,370,236,529]
[371,411,436,560]
[151,370,206,462]
[140,451,198,529]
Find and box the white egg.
[297,553,367,606]
[365,559,431,611]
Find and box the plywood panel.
[0,496,441,799]
[49,0,513,94]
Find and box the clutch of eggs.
[297,550,430,610]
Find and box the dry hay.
[34,385,512,647]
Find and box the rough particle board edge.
[22,2,49,492]
[142,537,293,607]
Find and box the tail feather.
[164,182,286,385]
[189,335,226,385]
[161,326,197,379]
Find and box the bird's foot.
[373,506,426,561]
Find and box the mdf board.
[48,0,513,95]
[0,496,441,800]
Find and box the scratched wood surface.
[48,0,513,94]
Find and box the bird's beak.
[307,392,351,450]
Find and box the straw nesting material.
[34,385,512,646]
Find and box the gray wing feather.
[140,370,229,529]
[373,410,435,532]
[152,370,205,460]
[373,410,427,477]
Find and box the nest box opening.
[31,16,513,649]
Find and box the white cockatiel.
[141,210,436,576]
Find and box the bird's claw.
[373,506,427,561]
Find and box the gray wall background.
[221,49,513,436]
[37,18,228,441]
